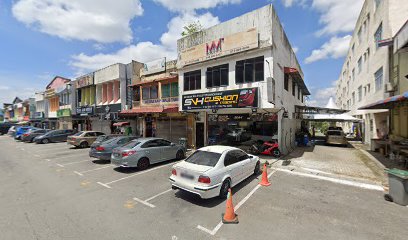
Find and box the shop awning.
[128,76,178,87]
[113,122,130,127]
[119,106,179,115]
[359,91,408,110]
[284,67,311,95]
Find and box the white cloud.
[160,12,220,49]
[306,80,337,107]
[71,11,220,74]
[281,0,364,36]
[304,35,351,63]
[154,0,241,12]
[12,0,143,43]
[293,46,299,53]
[0,85,10,90]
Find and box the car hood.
[173,161,213,174]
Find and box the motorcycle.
[249,139,281,157]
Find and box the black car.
[34,129,76,144]
[0,123,16,135]
[21,129,50,142]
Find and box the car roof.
[197,145,241,154]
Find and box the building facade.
[177,4,309,152]
[92,63,127,134]
[336,0,408,143]
[32,92,48,128]
[72,73,96,131]
[44,76,71,130]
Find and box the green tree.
[181,21,203,37]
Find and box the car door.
[223,150,243,186]
[83,132,95,144]
[140,140,162,164]
[51,130,62,142]
[235,150,253,178]
[157,139,176,161]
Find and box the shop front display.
[207,113,278,148]
[93,104,121,134]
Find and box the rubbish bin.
[179,138,187,150]
[386,168,408,206]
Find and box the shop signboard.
[141,57,166,76]
[179,28,258,67]
[75,74,94,88]
[33,112,44,119]
[57,109,71,118]
[95,104,122,114]
[182,88,258,110]
[143,97,178,104]
[76,106,94,116]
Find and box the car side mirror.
[249,155,253,159]
[171,143,176,146]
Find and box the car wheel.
[254,161,261,175]
[80,142,89,148]
[219,178,231,199]
[273,149,281,157]
[137,157,150,170]
[42,138,49,144]
[176,150,185,160]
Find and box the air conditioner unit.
[384,82,395,92]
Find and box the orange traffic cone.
[222,189,239,224]
[259,164,271,186]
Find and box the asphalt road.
[0,135,407,240]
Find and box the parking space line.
[273,168,384,191]
[74,165,114,176]
[197,169,277,236]
[133,188,173,208]
[56,160,90,167]
[97,161,179,189]
[97,182,112,189]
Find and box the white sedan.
[169,145,260,199]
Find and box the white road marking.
[145,188,173,202]
[197,169,277,236]
[274,168,384,191]
[75,165,113,175]
[301,167,333,175]
[56,163,64,167]
[58,159,90,166]
[74,171,83,176]
[97,182,112,189]
[34,154,41,157]
[133,197,156,208]
[98,161,179,188]
[45,159,51,162]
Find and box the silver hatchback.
[111,138,186,170]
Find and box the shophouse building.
[177,4,309,152]
[93,63,127,133]
[22,98,35,122]
[32,91,47,128]
[72,73,96,131]
[335,0,408,144]
[120,59,190,143]
[56,81,74,129]
[44,76,71,129]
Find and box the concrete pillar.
[102,84,107,104]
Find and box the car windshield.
[185,150,221,167]
[95,136,106,142]
[121,140,141,149]
[73,131,84,136]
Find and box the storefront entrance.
[196,122,205,148]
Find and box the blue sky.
[0,0,364,106]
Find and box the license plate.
[114,153,120,157]
[180,172,194,180]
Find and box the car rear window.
[122,141,141,149]
[95,136,106,142]
[185,150,221,167]
[73,131,84,136]
[327,130,342,136]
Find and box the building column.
[107,82,113,103]
[102,84,107,104]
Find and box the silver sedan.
[111,138,186,170]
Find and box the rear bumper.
[169,176,221,199]
[67,140,79,146]
[90,151,112,161]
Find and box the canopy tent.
[303,98,362,122]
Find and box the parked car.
[67,131,105,148]
[21,129,50,142]
[0,123,16,135]
[169,145,260,199]
[34,129,76,144]
[14,126,38,140]
[7,126,17,137]
[326,129,348,146]
[111,138,185,169]
[89,136,138,161]
[91,134,122,148]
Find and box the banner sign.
[143,97,178,104]
[178,28,258,67]
[75,74,94,88]
[57,109,71,118]
[182,88,258,110]
[141,57,166,76]
[33,112,44,119]
[76,106,94,116]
